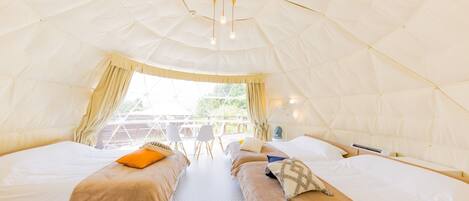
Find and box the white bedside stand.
[271,138,286,142]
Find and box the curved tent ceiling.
[1,0,469,172]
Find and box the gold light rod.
[211,0,217,45]
[230,0,236,39]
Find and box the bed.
[0,141,189,201]
[237,155,469,201]
[226,135,354,175]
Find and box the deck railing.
[97,114,249,149]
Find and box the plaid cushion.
[267,158,332,199]
[141,141,173,156]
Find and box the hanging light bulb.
[186,0,237,43]
[211,0,217,45]
[220,0,226,24]
[210,37,217,45]
[220,15,227,24]
[230,0,236,40]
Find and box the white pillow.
[292,136,347,155]
[271,136,346,162]
[240,137,264,153]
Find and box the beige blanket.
[226,142,287,176]
[70,152,190,201]
[237,161,352,201]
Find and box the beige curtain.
[74,61,134,146]
[74,53,267,145]
[247,83,270,141]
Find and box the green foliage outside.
[115,83,248,120]
[194,84,247,118]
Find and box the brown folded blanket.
[226,142,287,176]
[70,152,190,201]
[237,161,352,201]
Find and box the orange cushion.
[116,148,165,169]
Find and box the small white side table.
[271,138,286,142]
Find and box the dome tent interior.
[1,0,469,200]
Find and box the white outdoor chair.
[195,125,215,159]
[213,122,225,152]
[166,124,187,156]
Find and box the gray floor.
[172,138,245,201]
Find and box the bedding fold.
[70,152,189,201]
[226,142,287,176]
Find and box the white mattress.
[305,155,469,201]
[0,141,131,201]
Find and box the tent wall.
[1,0,469,174]
[0,20,106,154]
[265,1,469,173]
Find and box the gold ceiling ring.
[181,0,251,22]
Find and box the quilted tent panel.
[0,0,468,173]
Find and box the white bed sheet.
[305,155,469,201]
[0,141,131,201]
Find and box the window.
[96,73,249,150]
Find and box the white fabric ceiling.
[1,0,469,172]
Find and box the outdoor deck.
[96,114,249,150]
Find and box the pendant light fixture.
[209,0,236,44]
[211,0,217,45]
[230,0,236,39]
[220,0,227,24]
